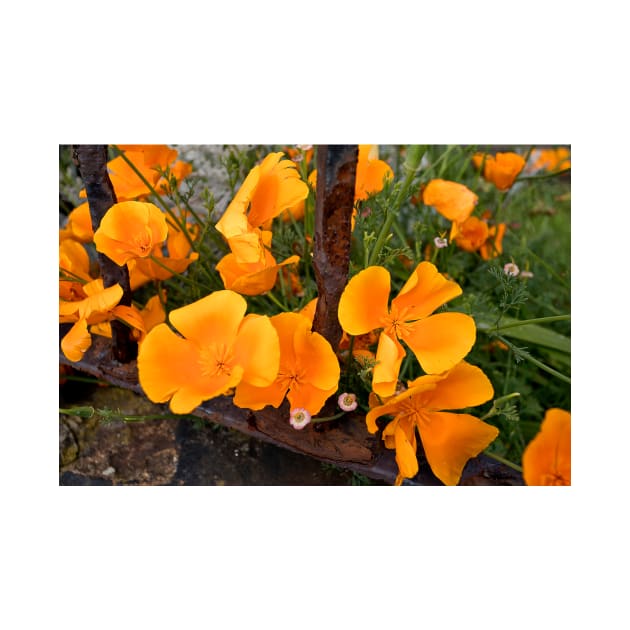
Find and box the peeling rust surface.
[59,337,524,486]
[312,145,358,351]
[72,144,136,362]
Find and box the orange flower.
[338,262,476,397]
[422,179,478,223]
[93,201,168,266]
[127,219,199,290]
[79,145,191,202]
[59,279,125,362]
[451,215,507,260]
[215,152,308,263]
[216,250,300,296]
[354,145,394,201]
[531,147,571,172]
[137,290,280,414]
[452,216,489,253]
[472,152,525,191]
[366,361,498,485]
[59,202,94,243]
[522,408,571,486]
[59,239,93,282]
[233,312,340,416]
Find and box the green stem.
[517,167,571,182]
[484,451,523,473]
[497,336,571,384]
[311,411,346,424]
[148,255,213,294]
[368,145,425,266]
[492,314,570,332]
[265,290,289,312]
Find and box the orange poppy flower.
[366,361,498,485]
[422,179,478,224]
[216,250,300,296]
[93,201,168,267]
[522,408,571,486]
[137,290,280,414]
[452,216,489,253]
[472,152,526,191]
[59,279,124,362]
[59,202,94,243]
[127,219,199,290]
[215,152,308,263]
[79,145,191,202]
[531,147,571,172]
[354,145,394,201]
[59,239,93,282]
[451,215,507,260]
[233,312,340,416]
[338,262,476,397]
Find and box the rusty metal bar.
[72,145,136,362]
[312,145,358,351]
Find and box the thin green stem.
[492,314,570,332]
[148,255,213,294]
[497,336,571,384]
[265,290,289,312]
[484,451,523,473]
[368,145,426,266]
[516,167,571,182]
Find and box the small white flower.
[296,144,313,151]
[338,392,358,412]
[289,407,312,430]
[434,236,448,249]
[520,270,534,279]
[503,262,520,277]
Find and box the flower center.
[380,305,413,340]
[132,228,154,257]
[198,343,234,378]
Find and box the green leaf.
[477,315,570,354]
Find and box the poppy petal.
[338,266,391,335]
[392,261,463,320]
[416,361,494,410]
[168,290,246,349]
[418,411,499,485]
[393,420,419,480]
[372,332,406,398]
[232,314,280,387]
[522,408,571,485]
[422,179,478,223]
[61,319,92,362]
[403,312,476,374]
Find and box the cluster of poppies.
[59,144,570,486]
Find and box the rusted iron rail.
[72,145,136,362]
[59,338,523,485]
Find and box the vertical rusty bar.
[312,145,358,350]
[72,145,136,362]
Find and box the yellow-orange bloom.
[531,147,571,172]
[354,145,394,201]
[522,408,571,486]
[59,239,93,282]
[472,152,525,191]
[79,145,192,202]
[127,219,199,290]
[59,279,124,362]
[451,215,507,260]
[137,290,280,414]
[338,262,476,397]
[366,361,498,485]
[59,202,94,243]
[215,152,308,264]
[233,312,340,416]
[216,249,300,296]
[93,201,168,267]
[422,179,478,223]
